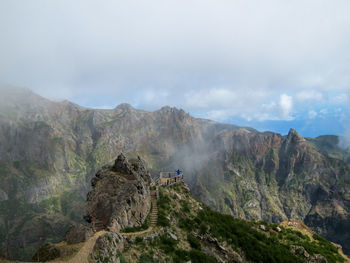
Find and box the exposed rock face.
[0,189,7,201]
[185,128,350,254]
[91,232,125,263]
[1,87,350,259]
[290,245,328,263]
[86,154,152,232]
[64,224,93,244]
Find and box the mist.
[0,0,349,132]
[339,129,350,150]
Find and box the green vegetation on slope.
[117,183,346,263]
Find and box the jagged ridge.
[0,88,350,260]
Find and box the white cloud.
[199,93,295,122]
[296,90,323,102]
[339,128,350,150]
[279,94,294,120]
[332,93,349,103]
[320,109,328,115]
[184,88,237,109]
[308,110,317,119]
[0,0,349,124]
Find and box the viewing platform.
[159,171,183,186]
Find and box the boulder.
[290,245,310,259]
[168,232,178,241]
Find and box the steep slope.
[93,183,348,263]
[3,157,347,263]
[0,87,350,259]
[307,135,350,164]
[0,88,204,260]
[189,129,350,254]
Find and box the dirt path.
[1,190,159,263]
[52,230,107,263]
[121,227,155,238]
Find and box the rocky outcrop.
[189,128,350,253]
[290,245,328,263]
[65,224,93,244]
[91,232,125,263]
[86,154,152,233]
[0,189,7,201]
[1,87,350,259]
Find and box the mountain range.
[0,87,349,260]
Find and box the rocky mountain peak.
[287,128,305,143]
[113,153,133,175]
[86,154,152,232]
[115,103,134,111]
[158,106,186,115]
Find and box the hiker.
[176,169,182,175]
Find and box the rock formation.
[86,154,152,233]
[1,87,350,259]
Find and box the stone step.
[150,190,158,227]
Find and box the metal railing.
[160,172,182,178]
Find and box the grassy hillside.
[113,183,348,263]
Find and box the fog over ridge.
[0,0,349,136]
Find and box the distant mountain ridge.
[0,87,349,260]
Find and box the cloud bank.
[0,0,349,134]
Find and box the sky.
[0,0,349,138]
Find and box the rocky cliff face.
[189,128,350,254]
[86,154,152,232]
[0,87,349,259]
